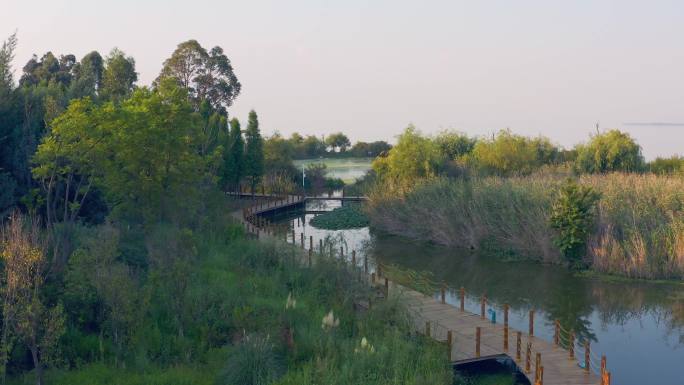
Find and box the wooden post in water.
[364,256,368,274]
[584,341,590,374]
[459,287,465,311]
[340,246,344,259]
[384,277,389,298]
[535,353,541,383]
[300,233,304,248]
[447,330,453,361]
[601,356,607,384]
[440,285,446,304]
[425,321,431,337]
[309,235,313,250]
[475,327,481,358]
[504,304,509,327]
[525,341,532,373]
[291,229,295,244]
[351,250,356,266]
[529,309,535,336]
[480,294,487,319]
[554,320,560,346]
[504,325,509,352]
[516,332,522,361]
[569,332,575,360]
[319,239,323,253]
[308,249,312,267]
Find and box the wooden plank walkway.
[383,281,602,385]
[232,195,608,385]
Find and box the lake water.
[292,158,372,183]
[267,198,684,385]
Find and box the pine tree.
[222,118,244,191]
[243,110,264,194]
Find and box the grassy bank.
[368,173,684,279]
[9,208,450,385]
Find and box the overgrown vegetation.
[365,125,684,280]
[310,205,370,230]
[4,216,451,384]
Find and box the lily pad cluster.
[310,205,370,230]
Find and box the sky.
[4,0,684,159]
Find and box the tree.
[434,131,476,160]
[34,81,207,225]
[301,135,327,158]
[100,48,137,103]
[32,98,106,227]
[157,40,241,115]
[69,51,104,99]
[1,214,65,385]
[221,118,244,191]
[325,132,351,153]
[243,110,264,194]
[466,130,558,176]
[574,130,644,174]
[372,125,443,192]
[0,33,19,213]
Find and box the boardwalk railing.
[234,195,611,385]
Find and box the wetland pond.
[266,197,684,385]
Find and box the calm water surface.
[267,198,684,385]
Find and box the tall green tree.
[243,110,264,194]
[69,51,104,99]
[0,33,19,213]
[221,118,244,191]
[156,40,241,115]
[100,48,137,103]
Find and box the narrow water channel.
[266,197,684,385]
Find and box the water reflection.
[266,200,684,385]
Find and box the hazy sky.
[5,0,684,159]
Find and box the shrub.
[215,334,284,385]
[550,179,600,268]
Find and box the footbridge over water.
[231,194,611,385]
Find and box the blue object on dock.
[487,309,496,324]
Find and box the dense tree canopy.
[157,39,241,115]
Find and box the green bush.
[550,179,600,268]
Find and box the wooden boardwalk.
[233,194,610,385]
[383,281,604,385]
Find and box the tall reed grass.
[368,173,684,279]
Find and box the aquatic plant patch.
[310,205,370,230]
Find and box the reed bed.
[368,173,684,279]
